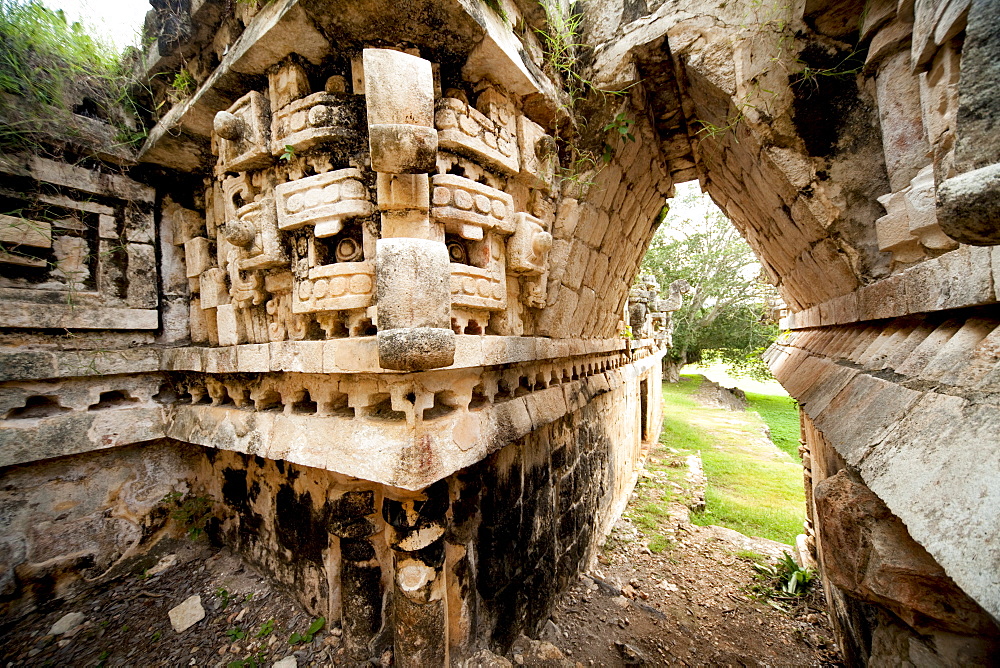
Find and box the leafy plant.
[161,491,214,538]
[216,587,231,610]
[228,655,264,668]
[226,627,246,641]
[288,616,325,644]
[255,618,275,638]
[168,68,195,101]
[0,0,150,154]
[279,144,295,161]
[751,551,815,598]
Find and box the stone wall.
[0,441,202,621]
[184,348,654,663]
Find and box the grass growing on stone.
[660,376,805,545]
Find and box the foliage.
[534,1,636,187]
[288,617,324,645]
[161,491,214,538]
[751,551,815,597]
[660,377,805,544]
[0,0,146,153]
[228,655,265,668]
[256,618,275,638]
[641,186,780,380]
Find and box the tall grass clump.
[0,0,144,154]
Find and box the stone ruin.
[0,0,998,664]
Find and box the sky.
[38,0,150,50]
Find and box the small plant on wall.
[160,490,215,538]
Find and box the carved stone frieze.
[274,168,373,238]
[214,90,271,174]
[435,98,519,175]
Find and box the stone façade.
[1,0,1000,664]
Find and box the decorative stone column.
[383,481,450,667]
[364,48,456,370]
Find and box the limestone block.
[168,595,205,633]
[375,238,451,331]
[814,470,997,635]
[216,303,243,347]
[553,198,579,239]
[199,267,229,308]
[269,341,324,373]
[937,163,1000,245]
[268,60,310,111]
[875,201,925,263]
[126,244,158,309]
[326,338,379,373]
[435,98,519,175]
[876,51,931,191]
[214,90,271,173]
[203,346,237,373]
[810,373,922,466]
[507,213,552,276]
[377,327,455,371]
[431,174,515,238]
[124,208,154,244]
[0,214,51,252]
[364,49,437,173]
[378,173,431,237]
[293,261,374,315]
[517,114,556,190]
[933,245,995,310]
[223,196,286,272]
[184,237,213,279]
[450,263,506,313]
[163,347,202,371]
[905,165,957,251]
[271,91,361,155]
[917,317,996,381]
[951,0,1000,171]
[918,44,961,149]
[274,168,372,238]
[237,343,270,372]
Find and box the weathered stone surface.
[815,471,998,634]
[49,612,85,636]
[168,595,205,633]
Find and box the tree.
[640,186,780,382]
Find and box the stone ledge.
[0,337,650,382]
[786,244,997,328]
[0,405,167,468]
[769,323,1000,622]
[164,348,665,490]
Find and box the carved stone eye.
[213,110,243,141]
[336,237,363,263]
[447,240,468,264]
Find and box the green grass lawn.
[745,392,800,458]
[659,375,805,544]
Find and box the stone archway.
[0,0,998,664]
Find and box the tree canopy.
[640,185,780,381]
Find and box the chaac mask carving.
[194,48,557,368]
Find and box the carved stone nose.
[213,110,242,141]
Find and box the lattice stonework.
[0,158,158,330]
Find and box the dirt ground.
[541,499,843,667]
